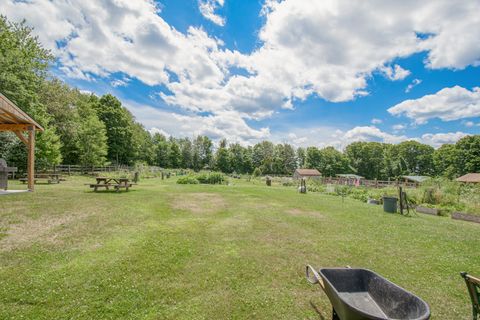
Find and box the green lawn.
[0,176,479,319]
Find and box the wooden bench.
[19,177,60,184]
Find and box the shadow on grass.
[310,300,328,320]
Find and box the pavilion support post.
[27,126,35,191]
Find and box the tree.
[178,138,193,169]
[153,133,169,168]
[455,135,480,175]
[228,143,245,173]
[296,147,306,168]
[76,102,108,166]
[252,141,274,174]
[168,138,181,168]
[433,144,458,178]
[272,143,297,174]
[0,16,62,169]
[390,141,434,176]
[305,146,349,177]
[193,136,213,169]
[215,139,230,173]
[95,94,136,165]
[345,142,385,179]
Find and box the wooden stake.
[27,126,35,191]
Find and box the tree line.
[0,16,479,179]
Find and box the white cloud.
[405,78,422,93]
[148,127,170,137]
[380,64,410,81]
[124,101,270,145]
[371,118,383,124]
[198,0,226,26]
[110,77,130,88]
[277,125,410,150]
[3,0,480,144]
[420,132,469,148]
[388,86,480,124]
[392,124,406,131]
[277,125,469,150]
[463,121,475,127]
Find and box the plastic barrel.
[383,196,398,213]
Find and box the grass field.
[0,176,479,319]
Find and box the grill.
[0,158,17,190]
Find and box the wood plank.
[0,124,29,131]
[13,131,28,145]
[27,126,35,191]
[0,93,44,131]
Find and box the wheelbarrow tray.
[319,268,430,320]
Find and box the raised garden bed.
[416,206,440,216]
[452,212,480,224]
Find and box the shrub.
[252,167,262,177]
[181,172,226,185]
[177,176,199,184]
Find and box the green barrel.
[383,196,398,213]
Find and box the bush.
[177,176,199,184]
[179,172,226,185]
[252,167,262,177]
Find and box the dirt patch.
[0,212,90,251]
[285,208,324,219]
[170,193,227,214]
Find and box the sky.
[2,0,480,149]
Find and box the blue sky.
[3,0,480,148]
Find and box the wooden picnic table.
[88,177,134,192]
[19,173,64,184]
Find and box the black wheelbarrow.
[306,265,430,320]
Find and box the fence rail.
[50,164,163,175]
[320,177,418,188]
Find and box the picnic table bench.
[19,173,64,184]
[88,177,134,192]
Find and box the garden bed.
[416,206,440,216]
[451,212,480,224]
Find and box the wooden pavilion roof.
[456,173,480,183]
[0,92,44,132]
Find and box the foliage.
[177,171,226,185]
[176,175,199,184]
[252,167,262,177]
[215,139,230,173]
[196,172,226,184]
[1,16,480,181]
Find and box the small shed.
[293,168,321,179]
[456,173,480,184]
[0,92,44,191]
[401,176,430,184]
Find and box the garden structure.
[457,173,480,184]
[0,92,44,191]
[293,168,321,179]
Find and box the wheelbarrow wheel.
[332,308,340,320]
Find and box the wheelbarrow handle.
[306,265,325,290]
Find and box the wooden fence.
[320,177,418,188]
[50,165,162,175]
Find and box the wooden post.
[27,126,35,191]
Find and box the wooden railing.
[320,177,418,188]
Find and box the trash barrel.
[383,196,398,213]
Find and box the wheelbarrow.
[306,265,430,320]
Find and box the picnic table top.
[95,177,131,184]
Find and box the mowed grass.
[0,177,479,319]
